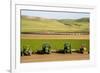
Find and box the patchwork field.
[21,15,90,63]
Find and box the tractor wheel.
[70,51,72,54]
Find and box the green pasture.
[21,39,89,52]
[21,16,89,33]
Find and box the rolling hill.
[21,16,89,33]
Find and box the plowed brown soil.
[21,53,89,63]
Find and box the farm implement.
[21,42,88,56]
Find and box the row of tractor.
[21,42,88,56]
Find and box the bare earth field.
[21,34,89,39]
[21,53,89,63]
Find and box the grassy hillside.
[21,16,89,33]
[76,17,89,22]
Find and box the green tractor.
[21,46,32,56]
[41,43,51,54]
[64,42,72,54]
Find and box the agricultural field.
[21,34,89,39]
[21,34,90,63]
[21,16,89,33]
[21,39,89,52]
[20,11,90,63]
[21,53,89,63]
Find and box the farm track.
[21,53,89,63]
[21,34,89,39]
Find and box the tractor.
[79,44,87,54]
[21,46,32,56]
[64,42,72,54]
[41,43,51,54]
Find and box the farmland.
[21,53,89,63]
[21,34,89,39]
[20,15,89,63]
[21,16,89,33]
[21,34,89,63]
[21,15,89,53]
[21,39,89,52]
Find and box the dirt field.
[21,53,89,63]
[21,34,89,39]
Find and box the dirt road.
[21,53,89,63]
[21,34,89,39]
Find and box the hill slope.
[21,16,89,33]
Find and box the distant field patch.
[21,34,89,39]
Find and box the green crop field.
[21,39,89,52]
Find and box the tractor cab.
[42,43,51,54]
[64,42,72,54]
[21,45,32,56]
